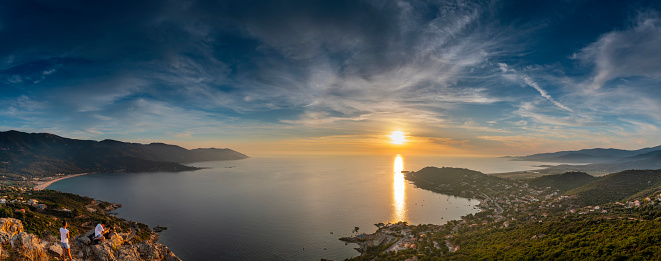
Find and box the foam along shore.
[33,173,90,190]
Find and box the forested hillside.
[0,130,248,178]
[528,172,598,193]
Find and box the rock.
[0,218,24,244]
[116,245,141,261]
[0,218,182,261]
[153,225,168,232]
[11,232,33,248]
[117,232,130,240]
[9,232,47,260]
[161,247,182,261]
[137,241,182,260]
[138,241,162,260]
[92,243,116,261]
[108,232,124,247]
[49,243,63,256]
[76,234,91,245]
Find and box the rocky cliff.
[0,218,181,261]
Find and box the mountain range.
[0,130,248,179]
[507,145,661,173]
[508,145,661,163]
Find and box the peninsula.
[342,167,661,260]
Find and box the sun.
[389,131,406,145]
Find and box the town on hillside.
[342,167,661,260]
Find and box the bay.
[47,155,550,260]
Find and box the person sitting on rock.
[94,222,110,242]
[59,220,75,261]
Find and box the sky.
[2,0,661,156]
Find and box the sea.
[47,154,553,260]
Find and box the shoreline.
[33,173,91,190]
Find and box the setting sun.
[389,131,406,145]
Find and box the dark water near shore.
[48,155,549,260]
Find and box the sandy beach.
[33,173,90,190]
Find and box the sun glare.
[389,131,406,145]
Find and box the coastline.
[33,173,90,190]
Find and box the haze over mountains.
[0,130,248,178]
[508,145,661,173]
[510,146,661,163]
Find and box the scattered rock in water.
[154,225,168,233]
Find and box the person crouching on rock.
[94,222,110,242]
[59,221,75,261]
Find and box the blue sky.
[2,0,661,155]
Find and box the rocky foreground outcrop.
[0,218,181,261]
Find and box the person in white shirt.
[59,221,74,261]
[94,222,110,242]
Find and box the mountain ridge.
[506,145,661,173]
[509,145,661,163]
[0,130,248,178]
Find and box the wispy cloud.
[498,63,573,112]
[576,13,661,90]
[2,1,661,155]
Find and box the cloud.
[0,95,47,116]
[497,62,573,112]
[514,102,596,127]
[0,58,62,85]
[521,76,573,112]
[577,14,661,90]
[249,1,512,128]
[4,0,661,155]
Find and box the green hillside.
[566,169,661,206]
[528,172,598,193]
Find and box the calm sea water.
[48,155,550,260]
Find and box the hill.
[409,166,490,184]
[527,172,598,193]
[0,130,248,178]
[566,169,661,206]
[405,166,519,200]
[0,188,181,260]
[349,165,661,261]
[530,153,661,177]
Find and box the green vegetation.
[406,166,519,199]
[446,217,661,260]
[566,169,661,206]
[347,166,661,260]
[0,188,152,242]
[528,172,598,193]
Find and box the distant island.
[500,145,661,177]
[0,130,249,179]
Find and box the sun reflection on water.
[392,154,406,222]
